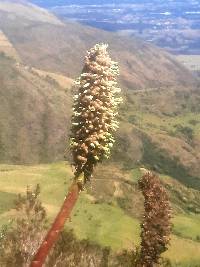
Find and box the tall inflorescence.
[70,43,122,189]
[138,171,172,267]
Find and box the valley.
[0,1,200,266]
[31,0,200,55]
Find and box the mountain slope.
[114,86,200,190]
[0,3,200,265]
[0,30,20,61]
[0,53,72,164]
[0,0,197,89]
[0,0,63,25]
[0,0,200,191]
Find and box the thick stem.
[30,182,80,267]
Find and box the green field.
[0,162,200,265]
[172,214,200,240]
[0,162,140,250]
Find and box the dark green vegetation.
[116,87,200,191]
[142,136,200,190]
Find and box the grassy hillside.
[0,1,198,90]
[0,162,200,266]
[0,1,200,191]
[112,86,200,190]
[1,48,200,190]
[0,53,72,163]
[0,45,200,191]
[0,2,199,266]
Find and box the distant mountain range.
[31,0,200,55]
[31,0,148,6]
[0,0,196,89]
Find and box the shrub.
[0,185,47,267]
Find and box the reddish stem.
[30,182,80,267]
